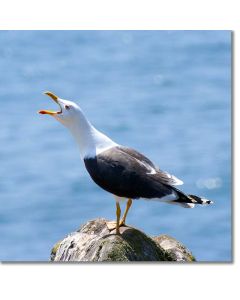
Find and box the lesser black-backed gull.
[39,91,213,234]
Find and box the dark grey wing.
[84,146,179,199]
[118,147,156,168]
[118,147,183,186]
[154,170,183,186]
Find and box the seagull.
[39,91,213,234]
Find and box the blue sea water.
[0,31,231,261]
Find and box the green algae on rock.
[50,218,196,262]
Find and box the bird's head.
[39,91,82,127]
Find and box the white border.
[0,0,239,299]
[0,0,239,29]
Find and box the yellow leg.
[119,199,132,227]
[116,202,121,235]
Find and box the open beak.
[38,91,62,115]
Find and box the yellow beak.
[39,91,62,115]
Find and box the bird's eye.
[65,105,70,110]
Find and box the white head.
[39,91,89,129]
[38,91,118,159]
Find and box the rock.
[50,218,196,262]
[153,235,196,262]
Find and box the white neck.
[66,110,118,159]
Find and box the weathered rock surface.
[50,218,196,262]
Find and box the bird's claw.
[106,221,117,231]
[106,220,126,232]
[119,220,126,227]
